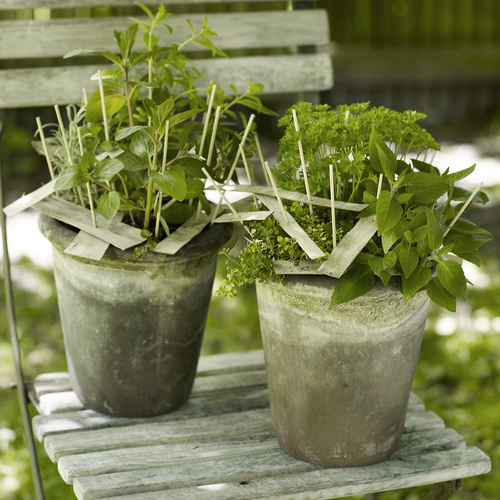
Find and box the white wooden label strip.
[221,184,368,212]
[33,196,145,250]
[39,391,83,416]
[257,194,325,260]
[213,211,272,223]
[93,447,491,500]
[154,213,211,255]
[318,216,378,278]
[64,230,110,261]
[273,260,322,275]
[3,179,56,217]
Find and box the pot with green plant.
[6,4,271,418]
[218,101,491,466]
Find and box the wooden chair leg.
[422,479,463,500]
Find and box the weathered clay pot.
[39,214,232,417]
[256,274,429,467]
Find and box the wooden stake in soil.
[292,109,313,215]
[444,182,483,237]
[97,70,110,142]
[207,106,221,166]
[377,173,384,199]
[35,117,57,183]
[54,104,85,208]
[264,161,288,223]
[239,144,258,208]
[199,83,217,158]
[255,135,270,187]
[77,128,97,228]
[155,120,170,239]
[329,164,336,249]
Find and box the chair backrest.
[0,0,333,109]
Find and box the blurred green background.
[1,1,500,499]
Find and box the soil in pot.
[256,274,429,467]
[39,214,232,417]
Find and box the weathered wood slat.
[63,231,110,261]
[0,11,329,59]
[38,369,268,415]
[94,447,491,500]
[33,387,270,441]
[57,427,464,485]
[0,0,280,9]
[0,53,333,108]
[44,408,274,461]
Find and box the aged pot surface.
[39,214,232,417]
[256,274,429,467]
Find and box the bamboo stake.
[239,144,258,208]
[35,117,57,183]
[202,167,252,237]
[264,161,288,223]
[292,109,313,215]
[148,59,153,127]
[329,164,336,249]
[77,128,97,228]
[207,105,221,166]
[155,120,170,239]
[98,70,110,142]
[54,104,85,208]
[376,173,384,199]
[199,83,217,157]
[255,135,270,187]
[82,87,88,106]
[444,182,483,237]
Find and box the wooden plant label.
[257,194,325,260]
[220,184,368,212]
[273,260,322,275]
[33,195,145,250]
[64,231,110,261]
[154,213,211,255]
[3,179,56,217]
[213,211,272,223]
[318,216,378,278]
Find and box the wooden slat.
[33,387,270,442]
[0,53,333,108]
[0,0,280,10]
[56,427,465,485]
[44,408,274,461]
[94,447,491,500]
[0,11,329,59]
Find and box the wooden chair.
[0,1,490,499]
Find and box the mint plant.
[48,4,272,240]
[218,102,491,312]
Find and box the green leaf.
[329,267,376,309]
[184,178,205,199]
[369,129,396,178]
[368,256,391,286]
[151,169,187,201]
[376,191,403,235]
[92,158,124,183]
[119,23,138,60]
[427,277,457,312]
[448,218,492,240]
[426,211,443,251]
[98,191,121,220]
[411,159,440,176]
[401,265,432,303]
[64,49,122,66]
[130,132,155,159]
[381,220,407,253]
[85,86,127,123]
[398,244,419,278]
[445,164,475,183]
[54,165,89,190]
[403,172,449,204]
[168,108,202,129]
[436,260,467,301]
[451,187,489,205]
[115,125,146,141]
[163,202,195,225]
